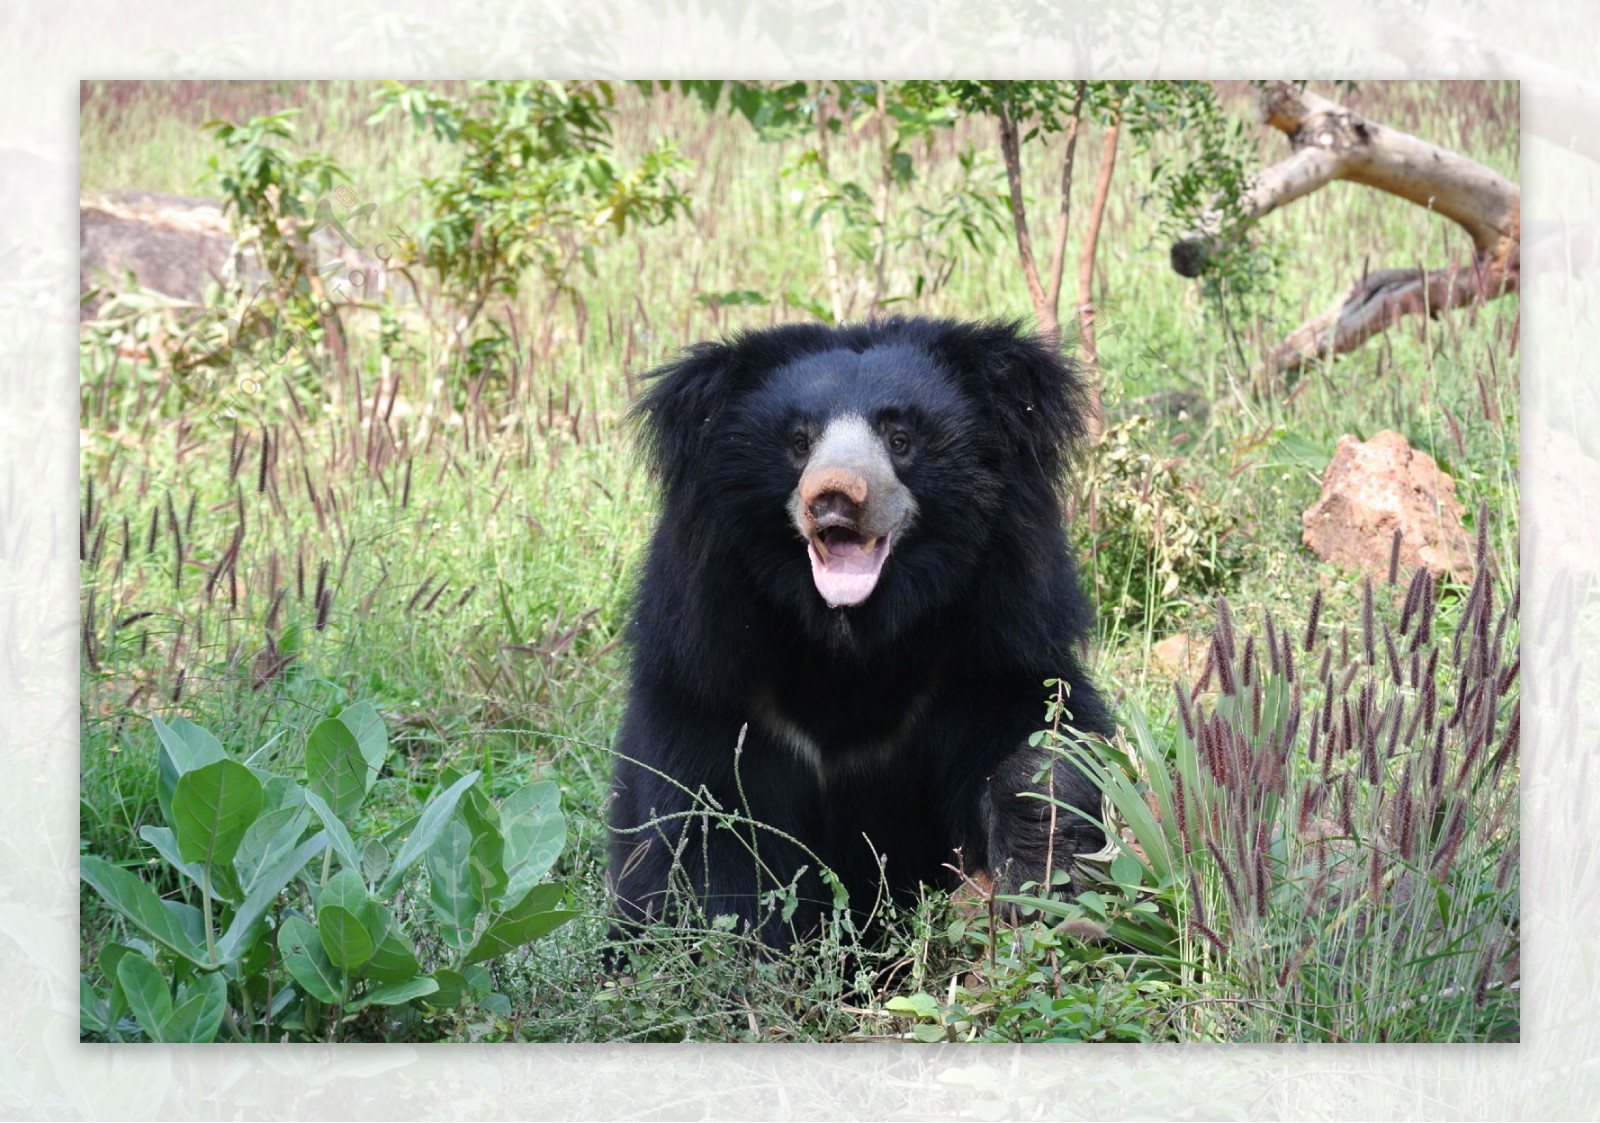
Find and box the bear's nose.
[807,489,863,528]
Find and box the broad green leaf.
[234,804,313,895]
[358,976,438,1009]
[464,883,577,965]
[378,771,480,898]
[116,954,174,1042]
[453,779,505,903]
[336,701,388,794]
[301,788,361,874]
[262,774,308,813]
[152,714,225,824]
[172,759,264,868]
[499,781,566,909]
[361,840,391,886]
[886,993,942,1020]
[97,942,140,1028]
[278,916,342,1005]
[162,900,207,950]
[164,971,226,1043]
[80,856,208,967]
[426,820,480,950]
[316,869,381,970]
[137,826,239,904]
[80,976,110,1034]
[305,716,366,819]
[361,916,421,985]
[429,969,468,1008]
[315,904,374,971]
[215,830,329,964]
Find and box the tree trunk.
[1077,106,1121,366]
[1171,81,1520,375]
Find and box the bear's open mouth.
[807,526,894,608]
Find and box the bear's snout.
[804,476,867,530]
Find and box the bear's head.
[633,317,1092,650]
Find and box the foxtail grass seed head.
[1339,773,1357,840]
[1206,838,1247,922]
[1491,655,1516,700]
[1216,596,1237,662]
[1431,799,1468,878]
[1214,632,1238,696]
[1242,634,1256,689]
[1490,700,1521,777]
[1304,587,1323,653]
[1193,645,1215,701]
[1318,645,1332,686]
[1384,698,1402,762]
[1384,623,1402,686]
[1362,577,1375,664]
[1174,679,1195,741]
[1396,760,1417,861]
[1277,941,1314,989]
[1429,722,1447,792]
[1476,499,1490,568]
[1387,527,1402,585]
[1495,840,1519,893]
[1187,868,1207,925]
[1362,703,1381,784]
[1282,631,1296,684]
[1265,611,1281,676]
[1190,918,1227,957]
[1174,770,1192,851]
[1400,567,1425,635]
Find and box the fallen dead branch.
[1171,81,1520,376]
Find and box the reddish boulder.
[1302,429,1474,584]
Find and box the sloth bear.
[608,316,1113,948]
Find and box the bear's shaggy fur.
[608,316,1112,947]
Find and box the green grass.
[78,79,1519,1042]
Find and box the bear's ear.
[630,341,740,493]
[931,320,1092,480]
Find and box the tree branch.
[1042,81,1087,323]
[1172,81,1520,375]
[996,102,1055,342]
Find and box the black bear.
[608,316,1113,949]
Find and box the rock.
[79,191,242,318]
[1150,633,1201,678]
[1301,429,1474,584]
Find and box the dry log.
[1171,81,1520,375]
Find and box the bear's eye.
[889,430,911,456]
[792,431,811,458]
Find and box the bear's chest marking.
[751,688,934,785]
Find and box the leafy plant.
[372,80,691,352]
[1075,414,1247,631]
[80,703,576,1042]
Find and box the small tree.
[660,80,1010,323]
[372,81,692,420]
[900,81,1251,436]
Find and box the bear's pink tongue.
[808,529,892,607]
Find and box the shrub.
[79,702,576,1042]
